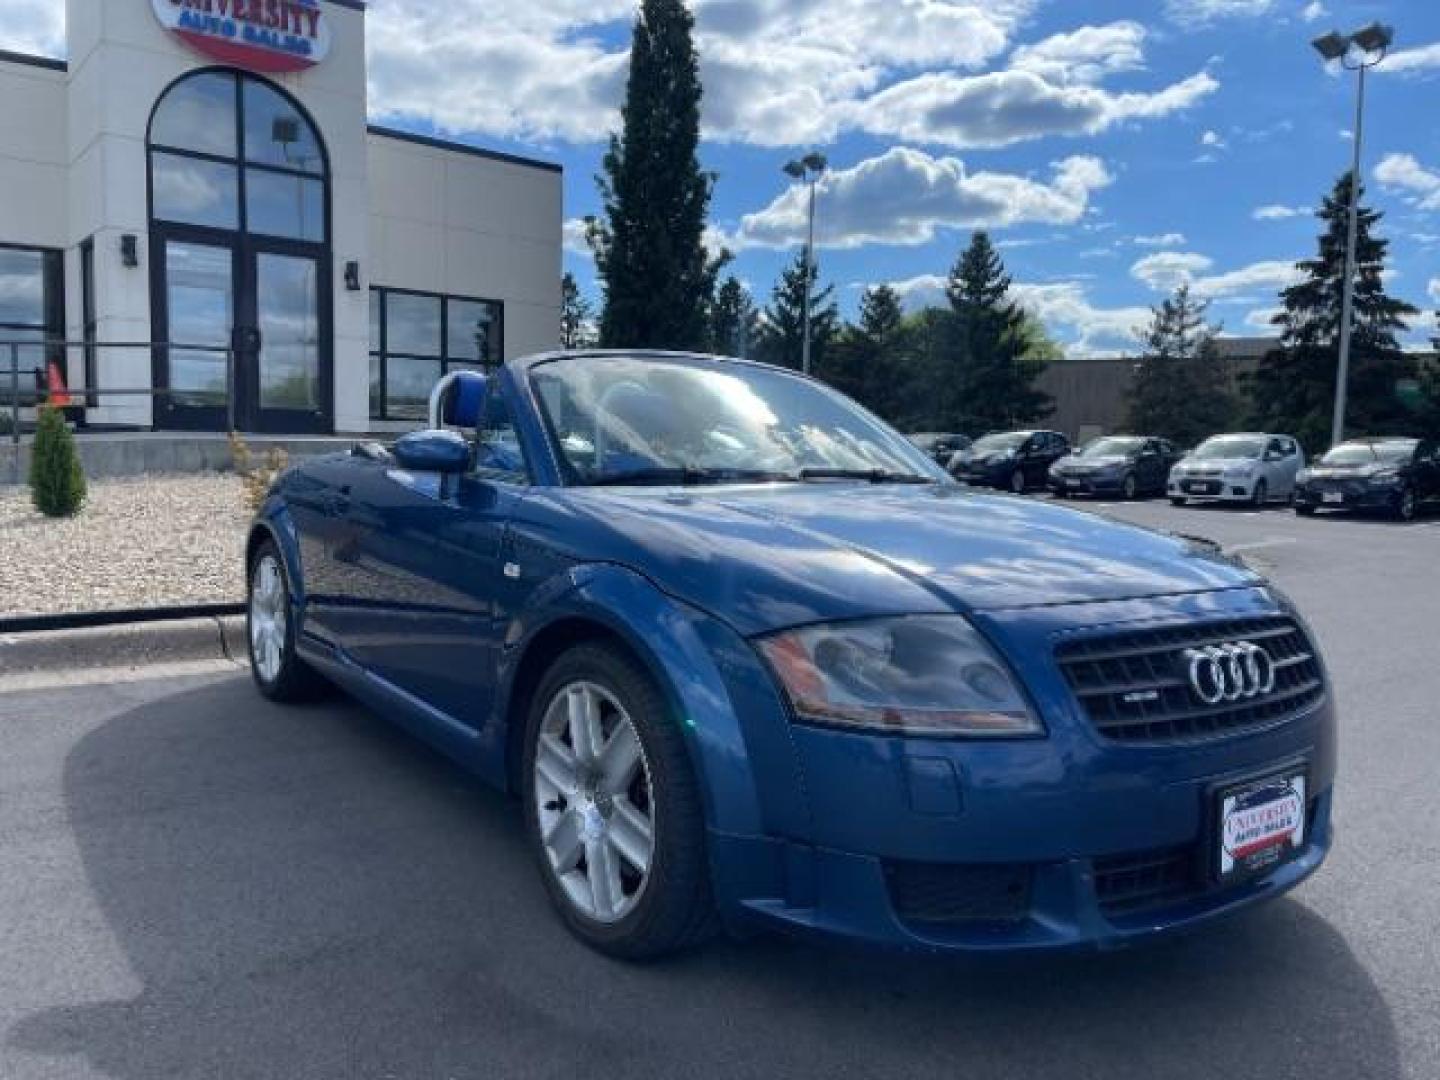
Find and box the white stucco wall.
[365,132,562,367]
[0,60,68,250]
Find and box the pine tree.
[940,232,1051,432]
[587,0,719,350]
[1248,172,1417,453]
[560,272,594,349]
[753,251,839,372]
[827,285,913,419]
[1126,285,1237,445]
[708,276,758,358]
[1419,312,1440,439]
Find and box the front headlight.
[757,616,1043,737]
[1366,468,1400,485]
[1295,468,1312,484]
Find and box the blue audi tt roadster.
[245,351,1334,958]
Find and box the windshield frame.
[525,353,949,488]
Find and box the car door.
[337,385,532,730]
[1136,439,1164,493]
[1274,437,1303,497]
[1416,441,1440,501]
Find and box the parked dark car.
[949,429,1071,492]
[907,432,971,465]
[1048,435,1182,500]
[1294,437,1440,520]
[244,352,1334,958]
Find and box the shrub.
[28,406,86,517]
[228,431,289,513]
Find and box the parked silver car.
[1168,433,1305,506]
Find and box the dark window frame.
[369,284,504,421]
[0,240,66,387]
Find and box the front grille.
[1094,846,1199,916]
[884,861,1033,924]
[1055,616,1324,743]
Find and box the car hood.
[1061,455,1130,469]
[1175,457,1255,470]
[1307,462,1393,478]
[531,483,1260,636]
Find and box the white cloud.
[1009,21,1147,85]
[1374,152,1440,210]
[1381,42,1440,76]
[852,68,1217,150]
[1300,2,1327,22]
[1131,252,1302,298]
[1200,129,1225,148]
[367,0,1036,147]
[1133,232,1186,247]
[1166,0,1275,24]
[1428,277,1440,305]
[730,148,1112,250]
[1253,204,1308,220]
[1243,307,1281,331]
[0,0,64,55]
[562,218,592,256]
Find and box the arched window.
[148,69,328,243]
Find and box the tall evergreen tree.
[940,231,1051,432]
[1126,285,1237,445]
[827,285,913,419]
[1248,172,1417,453]
[708,276,758,357]
[559,272,594,349]
[587,0,718,350]
[753,250,839,372]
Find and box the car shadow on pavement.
[9,679,1400,1080]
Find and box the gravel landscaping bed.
[0,473,250,618]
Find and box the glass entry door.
[155,234,330,433]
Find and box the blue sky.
[7,0,1440,355]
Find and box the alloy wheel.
[532,681,656,924]
[249,554,288,684]
[1398,487,1416,521]
[1122,473,1137,500]
[1010,468,1025,494]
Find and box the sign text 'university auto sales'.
[151,0,332,74]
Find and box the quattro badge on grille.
[1182,642,1276,705]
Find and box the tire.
[1250,479,1267,508]
[1009,468,1026,494]
[1170,497,1186,507]
[246,540,327,702]
[523,642,716,960]
[1121,473,1138,501]
[1295,505,1315,517]
[1394,486,1417,522]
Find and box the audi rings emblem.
[1182,642,1276,705]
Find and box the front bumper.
[708,588,1336,953]
[1168,475,1256,502]
[953,463,1012,489]
[1294,483,1399,511]
[1050,472,1127,496]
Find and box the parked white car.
[1168,433,1305,507]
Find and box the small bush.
[28,406,86,517]
[229,431,289,513]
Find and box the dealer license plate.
[1322,491,1344,504]
[1185,481,1217,495]
[1217,771,1306,881]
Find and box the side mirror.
[428,370,489,430]
[394,429,471,474]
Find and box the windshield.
[1079,437,1142,458]
[530,356,945,485]
[1192,436,1264,460]
[971,432,1027,455]
[1320,441,1415,466]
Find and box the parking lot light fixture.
[1311,22,1394,448]
[782,154,828,376]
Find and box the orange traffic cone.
[46,361,71,408]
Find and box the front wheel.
[1121,473,1138,501]
[1394,486,1417,522]
[1295,505,1315,517]
[523,643,715,959]
[1009,468,1026,494]
[247,541,326,701]
[1170,496,1186,507]
[1250,479,1268,508]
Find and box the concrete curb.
[0,614,248,683]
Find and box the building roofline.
[366,125,562,174]
[326,0,367,11]
[0,48,67,73]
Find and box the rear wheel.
[1009,468,1026,494]
[1395,486,1417,522]
[247,541,326,701]
[523,643,715,959]
[1121,473,1138,500]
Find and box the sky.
[5,0,1440,356]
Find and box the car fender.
[246,499,306,609]
[495,562,811,842]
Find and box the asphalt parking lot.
[1,499,1437,1080]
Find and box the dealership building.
[0,0,562,435]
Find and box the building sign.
[151,0,332,74]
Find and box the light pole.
[1312,21,1393,448]
[782,153,827,375]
